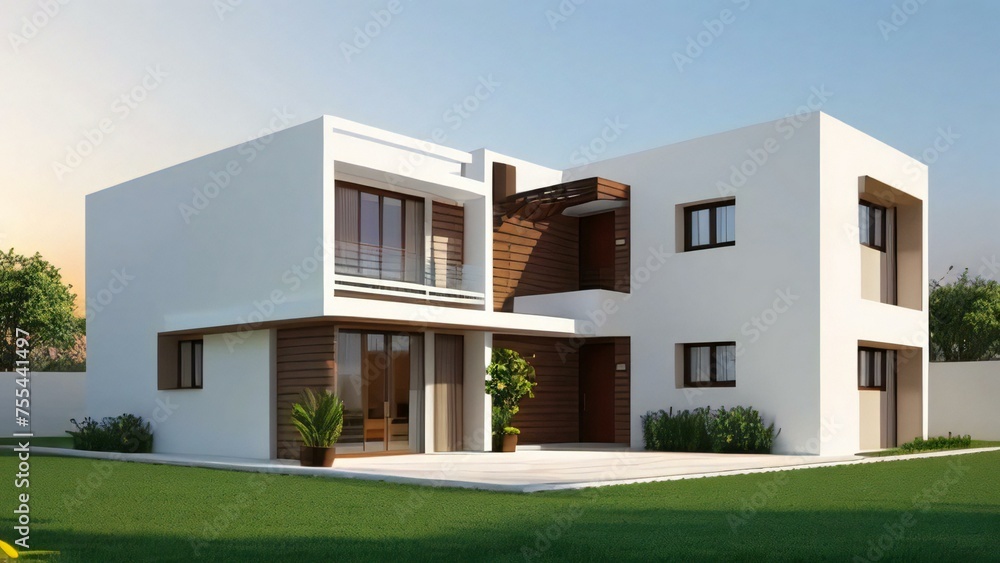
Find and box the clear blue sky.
[2,0,998,300]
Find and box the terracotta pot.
[300,446,336,467]
[502,434,518,453]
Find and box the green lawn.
[1,451,999,562]
[858,440,1000,458]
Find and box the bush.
[899,434,971,453]
[642,405,779,454]
[640,407,712,452]
[290,389,344,447]
[67,414,153,453]
[708,406,778,454]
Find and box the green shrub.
[899,434,972,453]
[642,406,779,454]
[291,389,344,448]
[67,414,153,453]
[486,348,536,448]
[640,407,712,452]
[708,406,778,454]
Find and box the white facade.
[86,112,928,458]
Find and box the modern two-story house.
[85,112,928,458]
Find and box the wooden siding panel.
[494,335,580,444]
[275,326,337,459]
[493,214,579,311]
[432,201,464,289]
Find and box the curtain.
[883,207,897,305]
[335,186,359,275]
[434,334,464,451]
[716,345,736,382]
[405,199,424,284]
[882,350,898,448]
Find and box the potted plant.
[485,348,536,452]
[291,388,344,467]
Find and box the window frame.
[177,339,204,390]
[859,200,887,252]
[334,180,424,282]
[858,346,887,391]
[683,342,737,388]
[684,200,736,251]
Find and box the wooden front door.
[579,343,615,442]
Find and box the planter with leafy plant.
[485,348,536,452]
[291,388,344,467]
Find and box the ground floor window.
[683,342,736,387]
[859,347,894,391]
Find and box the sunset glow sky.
[3,1,998,310]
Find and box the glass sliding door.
[337,329,422,454]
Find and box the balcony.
[334,242,484,306]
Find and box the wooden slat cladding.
[614,206,631,293]
[492,176,630,311]
[495,335,580,444]
[275,325,336,459]
[493,214,579,312]
[431,201,464,289]
[613,337,631,444]
[494,335,631,445]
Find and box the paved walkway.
[25,446,1000,493]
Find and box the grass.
[858,440,1000,458]
[1,451,999,562]
[0,436,73,448]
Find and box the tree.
[929,269,1000,362]
[0,249,83,370]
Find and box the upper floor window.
[335,182,424,284]
[683,342,736,387]
[685,200,735,251]
[859,201,886,251]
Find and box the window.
[683,342,736,387]
[858,347,892,391]
[177,339,203,389]
[335,182,424,283]
[685,200,736,251]
[859,201,886,251]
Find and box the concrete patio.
[22,445,1000,493]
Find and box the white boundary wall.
[928,361,1000,440]
[0,372,86,437]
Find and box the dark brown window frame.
[859,200,886,252]
[683,342,737,388]
[858,346,887,391]
[684,200,736,251]
[177,339,204,390]
[335,180,424,282]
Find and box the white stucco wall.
[153,330,274,458]
[928,361,1000,440]
[86,119,327,428]
[818,113,929,455]
[0,372,86,437]
[561,116,824,454]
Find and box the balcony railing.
[334,242,483,305]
